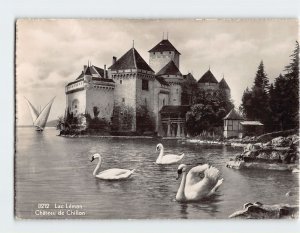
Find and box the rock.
[271,136,292,147]
[229,202,299,219]
[256,150,282,161]
[226,160,245,169]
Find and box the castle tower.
[197,69,219,93]
[219,77,231,97]
[148,39,181,74]
[65,64,115,122]
[156,60,183,106]
[108,47,155,132]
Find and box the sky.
[16,19,298,125]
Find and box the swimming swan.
[90,153,135,180]
[175,164,223,202]
[155,143,185,165]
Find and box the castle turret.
[148,39,181,74]
[197,69,219,93]
[108,47,155,132]
[219,77,231,97]
[156,60,183,106]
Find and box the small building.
[223,109,244,138]
[240,121,264,137]
[159,105,190,138]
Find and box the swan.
[175,163,223,202]
[90,153,135,180]
[155,143,185,165]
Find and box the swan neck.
[176,172,187,201]
[93,157,102,176]
[158,147,164,159]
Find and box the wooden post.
[167,121,171,137]
[176,122,181,137]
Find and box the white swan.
[90,153,135,180]
[155,143,185,165]
[175,164,223,202]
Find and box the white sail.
[33,97,55,130]
[24,97,40,124]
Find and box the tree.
[186,89,234,136]
[283,41,299,129]
[254,61,270,93]
[181,73,198,105]
[240,61,271,130]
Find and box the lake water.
[15,127,299,219]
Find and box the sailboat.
[24,97,55,131]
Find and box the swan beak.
[90,157,94,162]
[176,170,182,180]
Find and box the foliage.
[136,105,154,133]
[241,61,271,130]
[111,105,134,131]
[241,41,299,132]
[186,89,234,136]
[93,106,100,118]
[181,73,198,105]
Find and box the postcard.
[15,19,299,219]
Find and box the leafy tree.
[186,89,234,136]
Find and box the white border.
[0,0,299,232]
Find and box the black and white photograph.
[15,19,299,220]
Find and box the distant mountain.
[46,119,58,127]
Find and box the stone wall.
[111,72,137,131]
[153,80,170,132]
[66,89,86,116]
[86,86,114,122]
[149,51,180,73]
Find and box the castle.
[65,38,230,137]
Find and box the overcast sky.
[16,19,298,125]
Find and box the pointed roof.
[93,66,108,78]
[109,48,154,72]
[223,109,244,120]
[84,66,92,75]
[183,73,197,83]
[156,60,182,76]
[219,78,230,89]
[148,39,181,55]
[198,70,218,84]
[155,76,169,86]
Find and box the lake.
[15,127,299,219]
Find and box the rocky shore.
[226,135,300,172]
[229,202,299,219]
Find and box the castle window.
[176,88,178,93]
[142,79,149,91]
[169,51,172,54]
[122,98,125,103]
[120,80,122,84]
[163,99,165,106]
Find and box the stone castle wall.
[85,86,114,122]
[111,71,137,131]
[66,89,86,116]
[149,51,180,73]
